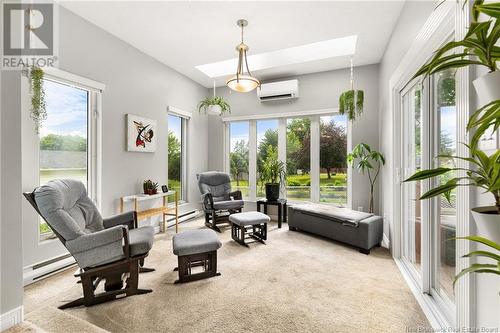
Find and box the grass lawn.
[231,173,347,188]
[231,173,348,205]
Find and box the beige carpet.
[16,218,430,333]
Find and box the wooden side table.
[256,198,287,228]
[121,191,179,233]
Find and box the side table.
[256,198,287,228]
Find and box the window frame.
[167,107,190,203]
[223,109,351,206]
[37,70,103,242]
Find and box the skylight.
[195,35,357,78]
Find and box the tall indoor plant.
[347,143,385,213]
[259,146,286,201]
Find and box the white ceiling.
[60,1,406,88]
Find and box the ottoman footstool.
[229,211,270,247]
[172,229,222,283]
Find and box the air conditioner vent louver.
[257,79,299,102]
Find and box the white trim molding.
[221,107,339,122]
[44,67,105,92]
[1,306,24,331]
[167,106,192,119]
[454,0,473,328]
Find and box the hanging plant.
[29,67,47,134]
[198,82,231,116]
[338,59,364,121]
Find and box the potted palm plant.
[260,146,286,201]
[404,147,499,241]
[347,143,385,213]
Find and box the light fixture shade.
[227,19,260,93]
[226,74,260,92]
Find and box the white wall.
[20,7,210,267]
[208,64,381,213]
[377,0,435,244]
[1,71,24,328]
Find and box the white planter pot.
[472,70,500,106]
[471,206,500,244]
[207,105,222,116]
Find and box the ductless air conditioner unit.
[257,79,299,102]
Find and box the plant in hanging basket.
[197,96,231,116]
[339,89,364,121]
[29,67,47,134]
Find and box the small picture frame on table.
[162,185,169,193]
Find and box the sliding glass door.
[399,69,457,318]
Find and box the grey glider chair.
[23,179,154,309]
[197,171,244,232]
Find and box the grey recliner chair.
[23,179,154,309]
[197,171,244,232]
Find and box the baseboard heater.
[165,209,201,228]
[23,253,76,286]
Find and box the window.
[224,113,349,204]
[434,69,456,303]
[320,115,348,205]
[39,79,90,237]
[286,118,311,201]
[256,119,278,198]
[168,114,186,201]
[229,122,250,198]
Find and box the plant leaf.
[404,168,451,182]
[455,236,500,251]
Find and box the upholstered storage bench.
[288,204,383,254]
[172,229,222,283]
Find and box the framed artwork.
[162,185,168,193]
[127,114,157,152]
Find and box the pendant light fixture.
[226,19,260,93]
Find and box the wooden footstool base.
[172,229,222,284]
[174,250,221,284]
[229,212,270,247]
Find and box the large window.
[225,114,349,204]
[168,114,186,201]
[39,79,89,236]
[286,118,311,201]
[229,122,250,198]
[320,115,348,205]
[256,119,278,198]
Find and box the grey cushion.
[129,226,155,257]
[197,171,232,200]
[229,211,270,226]
[173,229,222,256]
[213,200,245,211]
[34,179,104,241]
